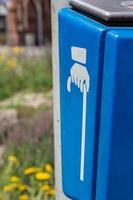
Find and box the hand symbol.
[67,63,90,93]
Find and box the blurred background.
[0,0,54,200]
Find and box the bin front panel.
[59,8,106,200]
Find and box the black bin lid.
[69,0,133,25]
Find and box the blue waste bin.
[59,1,133,200]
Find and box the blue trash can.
[59,1,133,199]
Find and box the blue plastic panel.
[59,8,107,200]
[96,30,133,200]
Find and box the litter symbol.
[67,46,90,181]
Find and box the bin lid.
[69,0,133,25]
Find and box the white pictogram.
[67,47,90,181]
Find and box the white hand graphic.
[70,63,90,92]
[67,63,90,93]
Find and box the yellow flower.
[8,155,17,162]
[3,183,17,192]
[40,184,51,191]
[8,156,19,166]
[7,58,17,69]
[19,194,29,200]
[24,167,42,175]
[10,176,21,183]
[45,164,53,173]
[13,47,23,55]
[46,189,56,196]
[18,184,28,192]
[35,172,51,181]
[0,54,6,62]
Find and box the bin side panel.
[96,30,133,200]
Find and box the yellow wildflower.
[8,156,19,166]
[7,58,17,69]
[13,47,23,55]
[24,167,42,175]
[46,189,56,196]
[0,54,6,62]
[8,155,17,162]
[19,194,29,200]
[10,176,21,183]
[18,184,28,192]
[3,183,17,192]
[40,184,51,191]
[45,164,53,173]
[35,172,51,181]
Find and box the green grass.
[0,50,52,101]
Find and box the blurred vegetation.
[0,47,55,200]
[0,47,52,101]
[0,131,55,200]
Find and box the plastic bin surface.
[59,8,107,200]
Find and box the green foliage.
[0,132,55,200]
[0,48,52,100]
